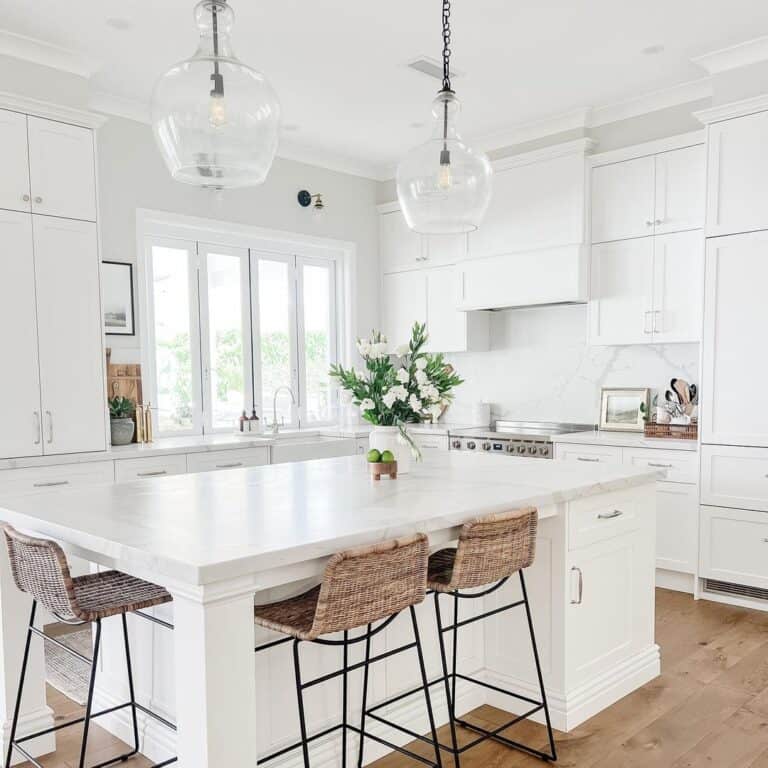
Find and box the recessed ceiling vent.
[407,56,463,82]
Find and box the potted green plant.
[109,396,136,446]
[329,322,463,473]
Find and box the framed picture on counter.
[102,261,135,336]
[599,387,650,432]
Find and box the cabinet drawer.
[656,484,698,574]
[186,447,269,473]
[414,435,449,452]
[114,454,187,483]
[623,447,697,484]
[568,489,644,550]
[555,443,622,465]
[700,505,768,589]
[701,445,768,512]
[0,461,114,497]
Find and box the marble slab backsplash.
[445,304,699,426]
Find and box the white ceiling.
[1,0,767,178]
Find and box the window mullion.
[194,243,209,435]
[292,254,304,428]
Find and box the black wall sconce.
[297,190,325,217]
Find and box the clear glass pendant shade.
[397,91,492,234]
[151,1,280,189]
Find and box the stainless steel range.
[449,421,595,459]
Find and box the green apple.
[380,450,395,464]
[367,449,382,463]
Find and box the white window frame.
[137,210,353,438]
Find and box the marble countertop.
[551,430,699,452]
[0,452,659,586]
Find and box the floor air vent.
[704,579,768,601]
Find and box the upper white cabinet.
[702,230,768,446]
[590,231,703,346]
[705,109,768,238]
[0,109,31,213]
[33,217,105,455]
[469,148,588,260]
[382,267,488,353]
[0,211,42,458]
[27,117,97,222]
[591,143,704,243]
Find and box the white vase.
[369,426,412,474]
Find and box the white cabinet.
[700,505,768,590]
[27,117,96,222]
[0,461,114,497]
[412,433,449,453]
[0,212,42,458]
[186,447,269,473]
[0,110,31,213]
[115,454,188,483]
[702,231,768,446]
[380,209,422,272]
[382,267,488,353]
[592,156,656,243]
[591,145,704,244]
[706,109,768,237]
[589,231,703,346]
[270,437,355,465]
[655,484,698,574]
[554,443,622,464]
[589,238,653,345]
[622,447,697,485]
[701,444,768,513]
[34,217,105,455]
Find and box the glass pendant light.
[397,0,492,233]
[151,0,280,189]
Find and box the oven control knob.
[467,441,476,450]
[506,445,514,453]
[540,446,550,456]
[452,440,461,449]
[482,442,491,451]
[517,445,526,454]
[528,446,537,455]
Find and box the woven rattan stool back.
[310,533,429,637]
[2,525,79,620]
[449,507,538,591]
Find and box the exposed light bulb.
[209,93,227,128]
[438,152,452,191]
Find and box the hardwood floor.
[24,588,768,767]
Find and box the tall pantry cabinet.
[697,96,768,595]
[0,105,106,459]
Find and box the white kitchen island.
[0,452,660,768]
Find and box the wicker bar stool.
[254,533,443,768]
[367,508,556,765]
[2,525,177,768]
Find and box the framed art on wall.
[102,261,135,336]
[599,387,650,432]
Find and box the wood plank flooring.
[22,589,768,768]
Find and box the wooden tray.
[643,421,698,440]
[369,461,397,481]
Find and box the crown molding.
[476,108,592,153]
[0,29,98,78]
[692,35,768,75]
[590,78,712,127]
[90,91,150,124]
[493,137,597,171]
[0,90,107,128]
[589,130,705,168]
[694,93,768,125]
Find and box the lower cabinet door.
[700,505,768,590]
[656,483,698,574]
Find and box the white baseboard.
[94,679,485,768]
[655,569,695,594]
[1,705,56,766]
[485,644,661,732]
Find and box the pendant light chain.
[441,0,452,92]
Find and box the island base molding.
[485,644,661,732]
[1,706,56,767]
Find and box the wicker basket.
[643,420,698,440]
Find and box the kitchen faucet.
[271,386,296,434]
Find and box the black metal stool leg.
[410,606,443,768]
[342,630,349,768]
[519,572,557,761]
[121,613,140,759]
[357,624,372,768]
[293,639,311,768]
[5,601,37,768]
[433,592,460,765]
[78,619,102,768]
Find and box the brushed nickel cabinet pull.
[33,480,69,488]
[571,567,583,604]
[33,412,41,445]
[22,194,30,202]
[648,462,673,469]
[577,456,600,463]
[137,470,167,477]
[597,509,623,520]
[34,196,42,204]
[45,411,53,444]
[216,462,243,469]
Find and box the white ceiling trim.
[0,90,107,128]
[0,29,99,78]
[475,108,592,152]
[589,78,713,127]
[694,93,768,124]
[692,35,768,74]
